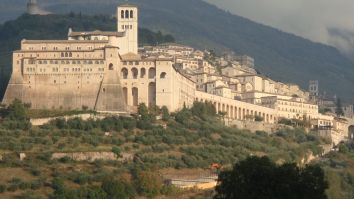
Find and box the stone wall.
[51,152,133,162]
[226,119,279,133]
[30,113,106,126]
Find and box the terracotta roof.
[69,30,125,37]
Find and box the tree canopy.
[215,156,328,199]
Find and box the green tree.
[134,170,163,198]
[215,156,328,199]
[138,103,150,121]
[161,106,170,121]
[101,178,135,199]
[112,146,122,158]
[6,99,29,121]
[335,98,344,117]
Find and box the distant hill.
[1,0,354,103]
[0,14,174,100]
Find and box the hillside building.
[3,3,351,143]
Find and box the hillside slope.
[1,0,354,102]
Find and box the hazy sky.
[204,0,354,57]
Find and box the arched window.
[132,87,138,106]
[65,52,68,57]
[130,10,134,18]
[69,52,72,57]
[148,82,156,107]
[125,10,129,18]
[121,10,125,18]
[160,72,167,79]
[109,63,114,70]
[61,52,64,57]
[140,68,146,78]
[121,68,128,79]
[132,67,138,79]
[123,87,128,104]
[148,68,156,79]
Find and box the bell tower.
[117,4,138,54]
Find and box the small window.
[109,63,114,70]
[130,10,134,18]
[160,72,167,79]
[125,10,129,18]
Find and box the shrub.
[101,177,136,199]
[112,146,122,158]
[0,184,6,193]
[161,106,170,121]
[134,170,163,198]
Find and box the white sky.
[204,0,354,56]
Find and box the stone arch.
[125,10,129,18]
[123,87,128,104]
[121,68,128,79]
[132,67,138,79]
[234,107,238,119]
[132,87,138,106]
[226,105,229,118]
[349,125,354,139]
[109,63,114,70]
[148,82,156,107]
[148,68,156,79]
[140,68,146,78]
[160,72,167,79]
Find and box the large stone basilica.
[2,4,195,113]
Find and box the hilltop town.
[1,1,354,198]
[1,3,353,147]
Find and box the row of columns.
[196,98,275,123]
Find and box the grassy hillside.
[0,13,174,101]
[319,142,354,199]
[0,101,328,198]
